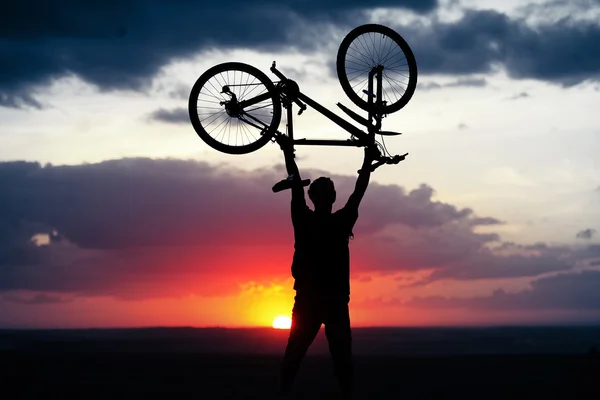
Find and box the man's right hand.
[277,133,300,176]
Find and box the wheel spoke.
[357,34,375,65]
[240,72,252,99]
[192,63,279,153]
[349,42,373,67]
[345,68,371,81]
[350,75,369,91]
[383,74,402,104]
[345,51,371,67]
[384,57,409,71]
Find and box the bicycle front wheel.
[336,24,418,114]
[188,62,282,154]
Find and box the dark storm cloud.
[0,158,587,299]
[0,0,437,108]
[576,228,597,239]
[0,158,288,250]
[408,269,600,311]
[402,9,600,86]
[148,107,189,124]
[0,159,495,252]
[4,1,600,108]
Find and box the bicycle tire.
[336,24,418,114]
[188,62,282,155]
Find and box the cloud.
[419,78,488,91]
[408,269,600,311]
[147,107,189,124]
[1,158,590,302]
[0,92,43,109]
[4,2,600,107]
[577,229,597,239]
[0,0,437,108]
[399,8,600,86]
[445,78,488,88]
[1,292,73,305]
[509,92,530,100]
[372,237,576,284]
[0,159,297,299]
[423,251,569,281]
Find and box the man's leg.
[278,294,322,395]
[324,295,354,399]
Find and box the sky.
[1,0,600,329]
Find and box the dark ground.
[3,352,600,399]
[1,327,599,399]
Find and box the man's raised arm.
[345,146,377,211]
[278,135,306,207]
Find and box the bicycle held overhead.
[188,24,418,187]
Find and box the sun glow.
[272,315,292,329]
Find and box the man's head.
[308,177,336,209]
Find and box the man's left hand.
[364,145,380,163]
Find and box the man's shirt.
[290,197,358,295]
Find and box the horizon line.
[3,324,600,331]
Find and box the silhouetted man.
[276,135,376,399]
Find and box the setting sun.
[272,316,292,329]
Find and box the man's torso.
[291,205,358,294]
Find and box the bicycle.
[188,24,418,191]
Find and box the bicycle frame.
[288,92,368,147]
[277,64,385,149]
[238,63,387,149]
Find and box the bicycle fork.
[365,65,385,142]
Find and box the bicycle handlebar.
[270,61,285,79]
[357,152,408,173]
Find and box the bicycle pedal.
[272,178,311,193]
[272,179,291,193]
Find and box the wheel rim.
[193,68,277,151]
[342,30,414,111]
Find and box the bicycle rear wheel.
[336,24,418,114]
[188,62,281,154]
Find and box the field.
[2,327,599,399]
